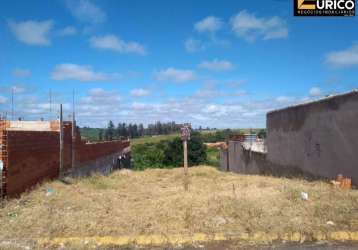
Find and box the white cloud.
[0,96,7,104]
[276,96,294,103]
[130,88,150,97]
[230,10,288,42]
[154,68,196,83]
[82,88,121,104]
[184,38,204,52]
[226,80,247,88]
[131,102,150,111]
[12,68,31,78]
[309,87,322,97]
[194,88,220,99]
[58,26,77,36]
[11,86,26,94]
[90,35,146,55]
[51,64,121,82]
[198,59,235,71]
[65,0,106,24]
[325,44,358,67]
[194,16,223,34]
[8,20,53,45]
[1,88,311,129]
[203,104,226,114]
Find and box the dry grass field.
[0,166,357,245]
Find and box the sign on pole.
[181,124,191,141]
[181,124,191,176]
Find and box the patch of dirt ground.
[0,166,357,245]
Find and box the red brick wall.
[6,131,61,197]
[76,140,129,163]
[0,120,10,198]
[4,123,129,197]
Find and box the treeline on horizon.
[81,121,188,141]
[80,120,266,142]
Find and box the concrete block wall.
[267,90,358,184]
[219,148,228,172]
[221,141,268,175]
[220,91,358,184]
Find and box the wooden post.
[226,140,230,172]
[183,140,188,175]
[59,104,64,178]
[181,124,191,191]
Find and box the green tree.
[132,143,166,170]
[105,120,115,140]
[163,131,207,167]
[188,131,207,165]
[98,129,103,141]
[257,129,267,139]
[116,123,123,138]
[138,123,144,137]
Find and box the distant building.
[243,134,257,143]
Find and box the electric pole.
[59,104,64,178]
[11,88,14,120]
[71,90,76,171]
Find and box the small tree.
[257,129,267,139]
[138,123,144,137]
[98,129,103,141]
[163,131,207,167]
[105,120,115,140]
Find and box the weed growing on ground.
[0,166,357,240]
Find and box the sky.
[0,0,357,128]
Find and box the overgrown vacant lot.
[1,166,358,240]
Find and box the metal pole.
[59,104,64,178]
[11,88,14,120]
[49,89,52,116]
[71,91,76,171]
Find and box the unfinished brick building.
[0,120,129,197]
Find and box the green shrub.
[206,147,220,168]
[188,131,207,165]
[132,143,166,170]
[200,129,235,143]
[257,129,267,139]
[132,132,207,170]
[163,137,183,166]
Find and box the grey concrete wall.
[224,141,267,175]
[69,150,130,178]
[227,141,244,173]
[219,148,228,172]
[267,91,358,184]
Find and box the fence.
[0,119,130,197]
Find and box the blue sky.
[0,0,357,128]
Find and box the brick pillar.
[0,121,8,198]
